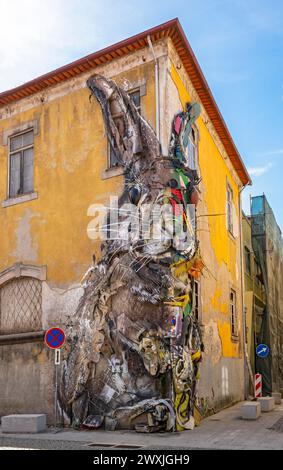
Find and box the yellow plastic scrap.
[175,392,190,431]
[191,350,202,362]
[193,405,202,426]
[173,261,189,278]
[164,294,190,308]
[171,249,205,279]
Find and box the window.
[244,246,251,275]
[0,277,42,334]
[109,89,141,168]
[254,259,264,287]
[129,89,141,110]
[9,129,34,198]
[226,184,233,235]
[230,289,238,338]
[187,128,198,171]
[192,279,200,320]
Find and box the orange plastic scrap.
[171,251,205,281]
[187,257,205,280]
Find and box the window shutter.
[232,203,238,237]
[226,197,229,230]
[23,148,34,193]
[9,153,21,197]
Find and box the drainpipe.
[147,35,160,142]
[239,183,251,400]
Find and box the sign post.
[255,373,262,398]
[44,328,66,429]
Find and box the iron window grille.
[0,277,42,334]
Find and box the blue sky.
[1,0,282,229]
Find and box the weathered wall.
[0,282,83,422]
[0,342,54,419]
[0,58,161,286]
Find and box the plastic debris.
[58,74,204,432]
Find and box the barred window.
[0,277,42,334]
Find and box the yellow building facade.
[0,20,250,420]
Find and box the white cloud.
[247,162,273,177]
[259,149,283,157]
[0,0,72,90]
[0,0,143,92]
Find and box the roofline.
[0,18,251,185]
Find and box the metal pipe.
[239,183,251,399]
[0,330,45,345]
[147,35,160,142]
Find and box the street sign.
[256,343,270,358]
[44,328,65,429]
[44,327,65,350]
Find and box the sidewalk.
[0,401,282,450]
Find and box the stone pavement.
[0,401,282,450]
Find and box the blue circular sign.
[256,343,269,358]
[45,327,65,349]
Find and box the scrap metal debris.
[59,74,204,431]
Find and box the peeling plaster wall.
[0,342,54,419]
[0,281,83,422]
[11,208,39,262]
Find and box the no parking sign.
[44,327,65,428]
[44,327,65,350]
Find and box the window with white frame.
[187,128,198,171]
[226,183,234,235]
[109,89,141,168]
[9,129,34,198]
[230,288,238,338]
